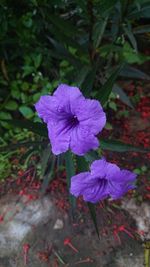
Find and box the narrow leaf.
[93,16,108,48]
[87,202,99,238]
[41,156,56,194]
[113,84,134,108]
[84,151,99,163]
[76,157,99,238]
[0,141,48,152]
[100,139,149,152]
[40,146,51,177]
[123,23,137,51]
[81,67,98,96]
[3,119,47,137]
[75,66,91,87]
[120,65,150,80]
[98,64,124,105]
[76,156,89,172]
[128,4,150,19]
[65,151,76,211]
[49,14,78,37]
[47,36,81,67]
[133,25,150,34]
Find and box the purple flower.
[35,84,106,155]
[70,158,137,203]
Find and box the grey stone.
[0,194,146,267]
[122,198,150,240]
[53,218,64,229]
[0,195,55,257]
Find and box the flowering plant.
[35,84,137,231]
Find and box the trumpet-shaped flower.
[35,84,106,155]
[70,158,137,203]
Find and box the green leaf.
[47,37,81,67]
[74,66,91,87]
[100,139,149,152]
[93,16,108,48]
[49,14,78,38]
[99,44,118,57]
[133,25,150,34]
[11,88,20,100]
[5,100,18,111]
[81,67,98,96]
[41,155,56,194]
[97,64,123,105]
[122,43,150,64]
[105,122,113,130]
[128,3,150,19]
[0,141,48,152]
[49,24,85,54]
[22,82,29,91]
[2,119,47,137]
[123,22,137,51]
[33,93,42,102]
[22,66,35,77]
[120,65,150,80]
[96,0,118,13]
[40,146,51,177]
[73,155,101,235]
[84,151,99,163]
[108,101,117,111]
[19,106,34,119]
[34,54,42,68]
[134,168,141,175]
[76,156,89,172]
[22,15,33,28]
[65,151,76,211]
[113,84,134,108]
[87,202,99,238]
[110,5,120,41]
[0,112,12,120]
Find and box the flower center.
[68,115,79,128]
[97,177,108,189]
[99,178,107,185]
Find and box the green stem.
[65,151,76,211]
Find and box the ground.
[0,79,150,266]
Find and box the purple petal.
[108,169,137,199]
[108,181,135,200]
[70,172,91,197]
[74,99,106,134]
[70,126,99,155]
[35,96,58,123]
[90,158,107,177]
[53,84,84,114]
[83,180,109,203]
[70,172,108,203]
[47,121,71,155]
[105,162,120,179]
[90,159,120,180]
[111,170,137,182]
